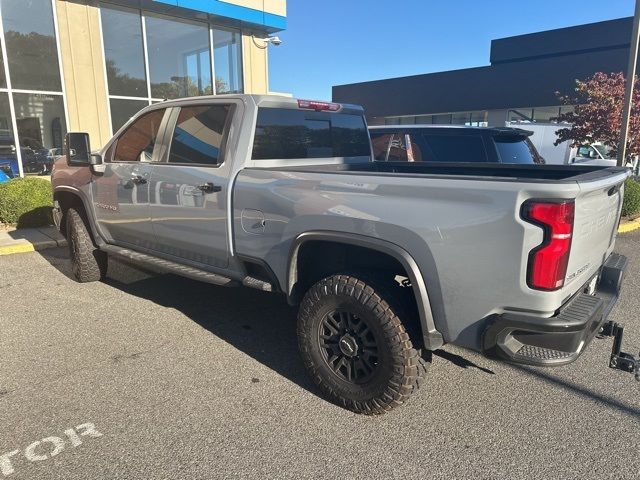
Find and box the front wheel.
[297,274,429,414]
[66,207,107,283]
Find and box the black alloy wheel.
[319,310,380,384]
[297,273,430,414]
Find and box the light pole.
[618,0,640,166]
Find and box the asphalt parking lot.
[1,232,639,479]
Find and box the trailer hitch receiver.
[599,321,639,381]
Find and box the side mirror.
[64,132,92,166]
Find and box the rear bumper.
[483,253,628,366]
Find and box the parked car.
[0,168,9,183]
[569,143,617,166]
[52,95,632,414]
[22,147,54,175]
[0,156,18,178]
[508,123,638,170]
[0,129,19,178]
[369,125,545,164]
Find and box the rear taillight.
[522,200,575,291]
[297,99,341,111]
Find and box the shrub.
[622,178,640,217]
[0,177,53,228]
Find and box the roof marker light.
[297,99,341,111]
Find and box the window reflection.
[110,98,149,134]
[100,8,245,136]
[101,7,147,98]
[169,105,230,165]
[0,93,18,178]
[114,109,165,163]
[0,40,6,89]
[0,0,62,91]
[533,106,561,123]
[146,16,212,99]
[13,93,67,174]
[213,28,242,94]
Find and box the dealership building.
[333,17,635,128]
[0,0,286,176]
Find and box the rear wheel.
[297,273,429,414]
[66,207,107,283]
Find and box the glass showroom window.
[0,0,67,176]
[0,43,5,90]
[533,106,561,123]
[0,93,17,177]
[101,6,147,98]
[109,98,149,134]
[146,15,212,99]
[1,0,62,91]
[100,5,244,134]
[13,93,66,172]
[213,28,243,94]
[100,5,149,133]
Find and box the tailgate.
[564,169,629,292]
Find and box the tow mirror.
[65,132,92,166]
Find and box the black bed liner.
[262,161,628,183]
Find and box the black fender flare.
[52,186,106,247]
[287,231,444,350]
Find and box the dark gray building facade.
[332,17,634,127]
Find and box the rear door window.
[493,136,539,164]
[168,105,232,166]
[421,134,488,163]
[252,108,371,160]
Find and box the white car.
[569,143,637,170]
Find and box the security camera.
[252,35,283,48]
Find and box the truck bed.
[262,161,627,183]
[235,160,628,350]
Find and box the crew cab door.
[92,108,169,247]
[147,102,236,269]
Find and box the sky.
[269,0,635,100]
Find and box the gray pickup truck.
[52,95,633,414]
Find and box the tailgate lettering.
[566,263,591,284]
[577,210,617,238]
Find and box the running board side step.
[101,244,238,287]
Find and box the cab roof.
[369,124,534,136]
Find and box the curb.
[0,228,67,256]
[0,243,39,255]
[619,217,640,234]
[0,239,67,256]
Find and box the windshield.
[593,144,613,159]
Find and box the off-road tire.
[66,207,107,283]
[297,273,430,415]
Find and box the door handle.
[197,182,221,193]
[131,175,147,185]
